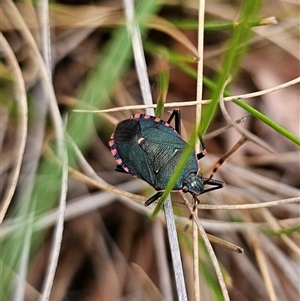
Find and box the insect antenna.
[206,135,248,181]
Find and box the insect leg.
[196,136,207,160]
[201,178,224,194]
[144,191,164,206]
[166,108,181,134]
[207,136,247,180]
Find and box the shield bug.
[109,109,224,206]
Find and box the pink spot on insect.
[116,158,123,165]
[111,149,117,156]
[133,113,141,119]
[154,117,161,122]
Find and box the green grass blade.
[201,0,263,135]
[233,99,300,146]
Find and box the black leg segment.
[201,177,224,194]
[144,191,164,206]
[167,109,181,134]
[196,136,207,161]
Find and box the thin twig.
[193,0,206,299]
[74,77,300,113]
[123,0,153,109]
[12,213,34,301]
[248,230,277,301]
[39,126,68,301]
[153,221,174,301]
[37,1,68,300]
[196,197,300,210]
[183,197,231,301]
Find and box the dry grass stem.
[0,33,27,222]
[74,76,300,114]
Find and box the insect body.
[109,110,224,206]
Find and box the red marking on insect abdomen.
[110,149,118,156]
[115,158,123,165]
[133,113,142,119]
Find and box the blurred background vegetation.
[1,0,299,301]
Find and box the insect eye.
[182,186,189,193]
